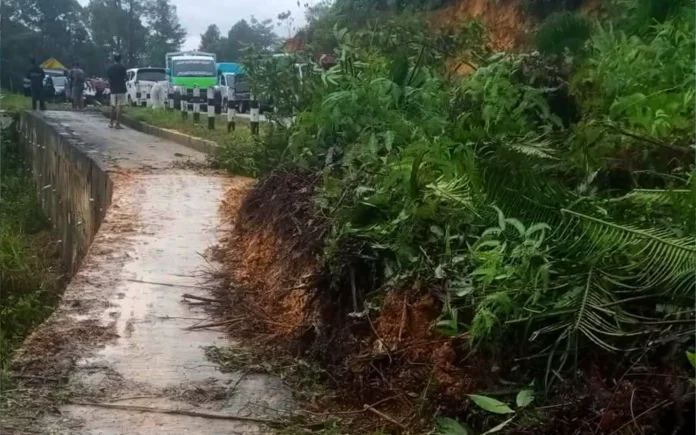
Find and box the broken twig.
[185,319,243,331]
[181,293,222,304]
[69,401,282,425]
[363,403,407,430]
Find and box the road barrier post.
[227,89,236,132]
[167,89,174,111]
[192,87,201,123]
[207,87,215,130]
[180,98,187,120]
[250,94,259,136]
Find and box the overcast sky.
[78,0,311,50]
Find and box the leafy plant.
[534,12,591,54]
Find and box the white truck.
[126,67,166,107]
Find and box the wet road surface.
[15,111,291,434]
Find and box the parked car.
[45,75,67,101]
[126,67,166,107]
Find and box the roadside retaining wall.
[19,111,112,275]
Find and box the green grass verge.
[0,93,31,112]
[123,107,274,177]
[0,120,62,370]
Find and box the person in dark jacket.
[26,58,46,110]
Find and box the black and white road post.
[180,96,188,120]
[207,87,215,130]
[250,92,260,136]
[227,87,236,132]
[192,86,201,123]
[167,88,174,111]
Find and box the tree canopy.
[199,17,278,62]
[1,0,186,89]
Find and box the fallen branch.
[363,403,407,430]
[69,401,282,425]
[397,295,408,343]
[181,293,222,304]
[185,319,243,330]
[127,279,213,290]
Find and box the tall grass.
[0,93,31,112]
[123,107,270,177]
[0,124,60,368]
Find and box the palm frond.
[425,175,478,214]
[560,209,696,294]
[610,189,693,208]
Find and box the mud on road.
[2,113,292,435]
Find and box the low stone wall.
[19,111,112,275]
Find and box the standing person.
[26,58,45,111]
[64,69,72,105]
[106,54,127,129]
[71,62,86,110]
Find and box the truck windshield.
[172,59,216,77]
[137,69,166,82]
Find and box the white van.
[126,68,166,107]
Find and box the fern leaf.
[560,209,696,294]
[425,175,478,215]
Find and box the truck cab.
[165,51,217,110]
[126,67,166,107]
[215,63,251,113]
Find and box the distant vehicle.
[126,67,166,107]
[165,51,217,110]
[46,76,67,100]
[24,68,66,96]
[215,62,250,113]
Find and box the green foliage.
[534,12,591,54]
[522,0,584,19]
[468,394,515,414]
[436,417,470,435]
[0,126,59,368]
[516,389,534,408]
[240,0,695,394]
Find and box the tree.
[0,0,102,86]
[87,0,148,67]
[144,0,186,65]
[199,24,226,54]
[222,17,278,61]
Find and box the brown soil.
[216,169,694,434]
[431,0,534,52]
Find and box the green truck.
[165,51,217,109]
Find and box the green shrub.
[521,0,584,19]
[237,2,695,383]
[534,12,591,54]
[0,127,58,368]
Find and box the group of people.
[26,58,85,110]
[26,54,128,129]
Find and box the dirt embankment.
[217,170,694,434]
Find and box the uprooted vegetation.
[214,0,695,433]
